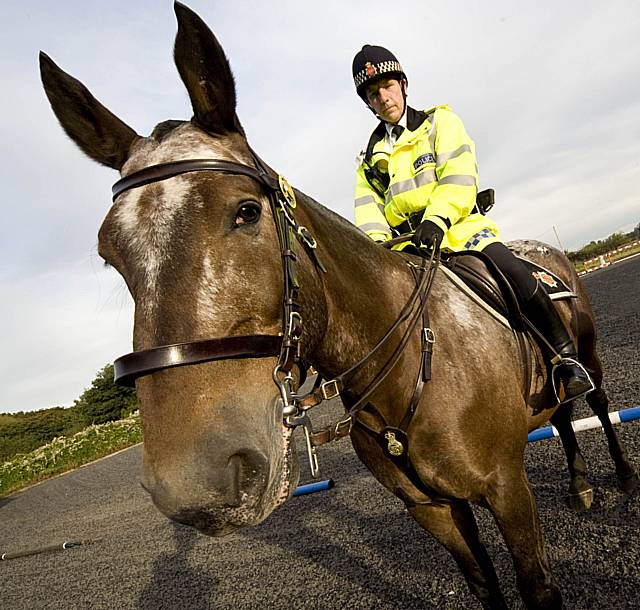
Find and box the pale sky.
[2,1,639,413]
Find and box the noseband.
[110,154,437,477]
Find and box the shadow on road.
[0,496,15,509]
[138,523,218,610]
[241,486,447,609]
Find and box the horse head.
[40,2,329,536]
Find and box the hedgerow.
[0,411,142,496]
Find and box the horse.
[39,3,638,609]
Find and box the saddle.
[443,249,576,329]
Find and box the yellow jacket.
[354,105,500,252]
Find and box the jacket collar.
[406,106,428,131]
[364,106,430,163]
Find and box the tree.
[0,406,85,460]
[74,364,137,426]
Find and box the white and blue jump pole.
[528,406,640,443]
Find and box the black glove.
[412,219,445,249]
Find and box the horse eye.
[235,201,262,226]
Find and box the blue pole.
[293,479,335,497]
[528,426,556,442]
[528,405,640,443]
[619,406,640,423]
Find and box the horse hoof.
[566,488,593,512]
[618,471,640,495]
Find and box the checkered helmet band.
[353,60,404,89]
[352,46,406,100]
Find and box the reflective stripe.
[386,169,437,203]
[359,222,391,234]
[355,195,375,207]
[436,144,472,167]
[428,120,437,154]
[355,194,385,215]
[438,174,477,187]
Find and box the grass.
[0,411,142,497]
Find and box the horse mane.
[150,120,188,143]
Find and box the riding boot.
[521,285,593,401]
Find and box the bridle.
[111,153,437,477]
[111,157,317,393]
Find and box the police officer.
[352,44,593,402]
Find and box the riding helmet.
[352,45,406,101]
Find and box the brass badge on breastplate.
[385,430,405,456]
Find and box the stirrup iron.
[551,357,595,404]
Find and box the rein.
[110,154,438,477]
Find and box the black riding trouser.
[482,242,537,303]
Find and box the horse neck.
[297,195,416,379]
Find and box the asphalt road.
[2,256,639,610]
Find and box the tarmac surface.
[2,255,639,609]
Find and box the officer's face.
[366,78,405,123]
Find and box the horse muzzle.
[141,429,299,536]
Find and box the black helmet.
[352,45,406,101]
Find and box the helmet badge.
[365,62,377,77]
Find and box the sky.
[2,0,639,413]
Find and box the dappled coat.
[354,105,501,252]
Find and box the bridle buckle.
[320,379,341,400]
[287,311,303,341]
[334,416,353,438]
[422,328,435,344]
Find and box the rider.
[351,44,593,402]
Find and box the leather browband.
[112,159,279,201]
[114,334,283,387]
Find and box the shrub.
[74,364,137,426]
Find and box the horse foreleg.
[407,500,508,610]
[486,469,563,610]
[586,387,639,494]
[578,319,639,494]
[550,402,593,511]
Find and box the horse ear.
[173,2,243,135]
[39,52,139,171]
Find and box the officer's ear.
[401,78,408,96]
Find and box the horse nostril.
[226,454,243,507]
[224,451,267,507]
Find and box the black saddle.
[443,250,574,328]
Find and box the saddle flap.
[446,252,517,323]
[444,250,576,326]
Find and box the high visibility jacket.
[354,105,501,252]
